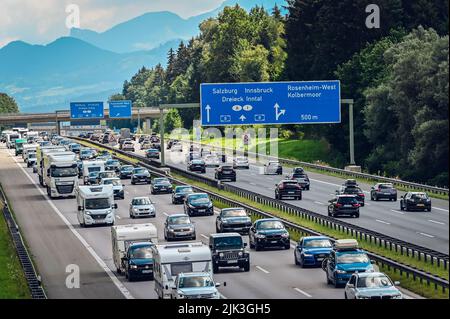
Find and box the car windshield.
[293,173,307,179]
[236,157,247,162]
[179,276,214,288]
[29,153,36,158]
[131,198,152,206]
[89,172,99,177]
[107,160,119,165]
[176,186,193,194]
[336,252,369,264]
[257,220,284,230]
[122,166,133,171]
[379,184,393,189]
[191,160,204,164]
[269,162,279,166]
[357,275,392,288]
[85,198,110,210]
[337,197,358,204]
[188,194,209,204]
[168,216,191,225]
[133,168,146,174]
[154,178,170,184]
[411,194,428,200]
[222,209,247,217]
[129,246,153,259]
[51,166,78,177]
[214,236,242,248]
[344,187,363,194]
[221,166,233,171]
[303,239,332,248]
[103,179,121,186]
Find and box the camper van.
[111,223,158,275]
[6,132,20,149]
[76,185,116,227]
[82,160,105,184]
[36,146,66,185]
[43,152,78,198]
[152,242,213,299]
[22,144,38,162]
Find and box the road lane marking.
[294,288,312,298]
[428,220,445,225]
[391,209,405,215]
[200,234,208,239]
[250,182,257,186]
[432,207,449,212]
[314,201,325,205]
[116,215,121,219]
[255,266,270,274]
[417,232,435,238]
[375,219,391,225]
[365,203,371,206]
[10,154,134,299]
[163,212,169,217]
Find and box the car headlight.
[222,219,229,224]
[106,209,113,215]
[219,253,224,258]
[188,204,196,209]
[281,233,290,238]
[168,228,175,233]
[85,211,92,215]
[303,254,313,257]
[238,251,243,257]
[208,203,213,208]
[393,294,403,299]
[356,294,371,299]
[177,293,185,298]
[130,265,137,269]
[255,234,266,239]
[335,269,346,274]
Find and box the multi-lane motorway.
[1,144,353,299]
[130,141,449,254]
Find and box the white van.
[152,242,212,299]
[111,223,158,274]
[82,160,105,184]
[76,185,116,227]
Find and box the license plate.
[384,193,390,195]
[288,191,295,194]
[227,260,238,264]
[344,205,352,207]
[417,204,424,207]
[142,270,152,274]
[316,258,324,262]
[198,209,205,213]
[94,220,104,224]
[271,240,278,243]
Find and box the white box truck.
[76,185,116,227]
[22,144,38,162]
[36,145,66,185]
[6,132,20,149]
[152,242,213,299]
[111,223,158,274]
[82,160,105,184]
[43,152,79,198]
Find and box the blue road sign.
[109,100,132,119]
[200,81,341,126]
[70,102,104,119]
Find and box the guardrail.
[179,139,449,197]
[0,184,47,299]
[72,137,449,295]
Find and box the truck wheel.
[243,262,250,272]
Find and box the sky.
[0,0,224,48]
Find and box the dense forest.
[113,0,449,187]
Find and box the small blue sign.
[200,81,341,126]
[109,100,132,119]
[70,102,104,119]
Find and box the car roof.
[132,196,150,200]
[221,207,244,211]
[256,218,280,223]
[354,271,386,278]
[178,272,211,278]
[210,233,242,238]
[167,214,190,219]
[302,236,331,241]
[129,242,154,248]
[187,192,207,197]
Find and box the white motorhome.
[22,144,38,161]
[111,223,158,274]
[6,132,20,149]
[82,160,105,184]
[152,242,212,299]
[36,145,66,185]
[76,185,116,227]
[43,152,78,198]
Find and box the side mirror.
[78,206,83,211]
[401,195,404,199]
[171,287,177,290]
[243,243,247,248]
[122,184,125,187]
[165,285,169,290]
[223,282,227,287]
[113,203,118,209]
[347,283,354,289]
[215,283,221,288]
[370,260,376,264]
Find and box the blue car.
[294,236,333,267]
[122,242,155,282]
[324,239,374,288]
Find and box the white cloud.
[0,0,224,47]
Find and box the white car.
[344,272,402,299]
[129,197,156,218]
[264,161,283,175]
[233,157,249,169]
[204,154,220,167]
[171,143,183,152]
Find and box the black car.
[164,214,196,241]
[102,134,110,144]
[249,218,290,251]
[400,192,431,212]
[150,178,173,194]
[76,160,83,178]
[167,139,179,149]
[184,193,214,216]
[145,149,160,159]
[328,195,360,218]
[131,167,151,185]
[370,183,397,201]
[215,165,236,182]
[287,172,310,190]
[80,149,96,160]
[216,207,252,234]
[292,167,305,174]
[209,233,250,273]
[105,159,121,172]
[188,159,206,173]
[344,179,358,187]
[119,165,134,179]
[275,180,302,200]
[122,242,154,281]
[336,186,365,206]
[172,185,195,204]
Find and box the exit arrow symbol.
[205,105,211,122]
[240,115,246,122]
[274,103,286,121]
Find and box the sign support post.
[341,99,355,165]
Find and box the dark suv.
[209,233,250,273]
[216,207,252,234]
[131,167,151,184]
[336,186,365,206]
[150,177,173,194]
[164,214,196,241]
[287,172,310,190]
[184,193,214,216]
[119,165,134,179]
[172,185,194,204]
[249,218,290,251]
[328,195,360,218]
[215,165,236,182]
[275,180,302,200]
[188,159,206,173]
[122,242,154,282]
[370,183,397,201]
[400,192,431,212]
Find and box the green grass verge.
[0,202,31,299]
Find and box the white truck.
[6,132,20,149]
[76,185,116,227]
[152,242,213,299]
[111,223,158,274]
[22,144,38,162]
[82,160,105,185]
[36,145,66,185]
[43,152,79,198]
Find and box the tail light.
[279,184,284,189]
[336,203,342,208]
[358,193,365,197]
[353,203,360,207]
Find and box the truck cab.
[14,138,27,156]
[37,146,67,186]
[44,152,79,198]
[209,233,250,273]
[171,272,222,299]
[76,185,117,227]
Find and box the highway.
[129,141,449,254]
[0,144,350,299]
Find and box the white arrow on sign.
[274,103,286,121]
[205,105,211,122]
[240,115,246,122]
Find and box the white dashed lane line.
[428,220,445,225]
[200,234,209,239]
[391,209,405,215]
[294,288,312,298]
[417,232,435,238]
[255,266,270,274]
[375,219,391,225]
[314,201,325,205]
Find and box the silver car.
[129,197,156,218]
[233,156,249,169]
[345,272,402,299]
[264,161,282,175]
[204,154,220,167]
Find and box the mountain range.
[0,0,286,113]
